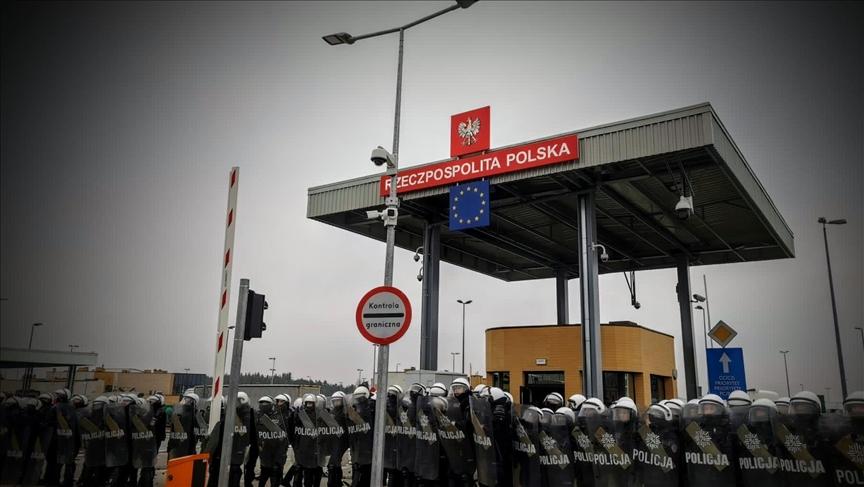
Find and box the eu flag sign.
[449,180,490,231]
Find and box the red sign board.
[355,286,412,345]
[451,106,490,158]
[381,134,579,196]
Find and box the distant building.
[486,321,677,408]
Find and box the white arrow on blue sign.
[706,347,747,399]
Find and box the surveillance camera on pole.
[370,146,396,168]
[592,243,609,263]
[675,195,694,219]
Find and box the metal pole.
[822,222,848,398]
[676,258,698,400]
[780,351,791,397]
[461,303,466,374]
[217,278,249,487]
[556,270,569,325]
[703,275,712,348]
[700,308,708,384]
[370,27,403,487]
[426,224,441,371]
[577,191,602,398]
[856,327,864,390]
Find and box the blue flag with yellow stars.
[449,180,490,231]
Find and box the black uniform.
[77,402,108,487]
[256,403,290,487]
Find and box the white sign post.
[356,286,411,486]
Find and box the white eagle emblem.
[645,432,662,450]
[457,117,481,147]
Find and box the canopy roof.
[307,103,793,281]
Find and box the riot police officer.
[684,394,736,487]
[347,386,374,487]
[256,396,289,487]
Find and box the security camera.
[592,243,609,263]
[633,301,641,310]
[675,195,693,220]
[366,210,381,220]
[370,146,394,167]
[417,267,424,282]
[413,246,423,262]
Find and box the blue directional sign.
[706,347,747,400]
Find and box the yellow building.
[485,321,677,409]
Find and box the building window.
[491,371,510,392]
[602,372,635,406]
[524,371,565,385]
[650,375,667,404]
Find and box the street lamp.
[395,362,401,372]
[28,322,44,349]
[68,345,79,353]
[855,327,864,389]
[780,350,791,397]
[184,368,190,373]
[457,299,473,374]
[323,4,476,485]
[694,305,708,389]
[818,216,848,398]
[24,322,44,389]
[268,357,277,384]
[357,368,364,386]
[450,352,461,372]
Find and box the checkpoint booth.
[307,103,794,400]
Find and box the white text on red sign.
[380,134,579,196]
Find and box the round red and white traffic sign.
[355,286,412,345]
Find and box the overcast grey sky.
[2,1,862,400]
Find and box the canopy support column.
[578,191,603,398]
[676,256,699,399]
[420,222,440,370]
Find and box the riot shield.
[820,413,863,486]
[53,402,78,465]
[316,407,339,468]
[539,411,575,487]
[130,403,157,468]
[634,417,680,487]
[347,397,374,466]
[432,396,476,477]
[257,411,290,468]
[572,414,598,487]
[469,396,497,487]
[413,396,440,482]
[323,406,348,468]
[682,412,736,486]
[1,404,28,485]
[77,405,106,467]
[774,413,832,486]
[732,405,783,487]
[588,409,636,487]
[104,403,130,468]
[194,408,209,451]
[292,406,320,468]
[167,404,195,459]
[396,400,417,474]
[381,400,400,471]
[514,406,543,487]
[230,406,253,466]
[22,415,54,486]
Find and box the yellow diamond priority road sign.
[708,320,737,348]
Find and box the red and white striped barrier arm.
[208,166,238,432]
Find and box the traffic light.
[243,289,268,340]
